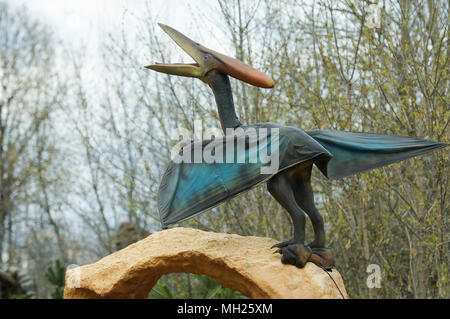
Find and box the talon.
[273,248,282,254]
[271,239,296,249]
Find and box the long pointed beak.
[145,24,208,79]
[145,62,202,78]
[157,23,206,65]
[145,23,274,88]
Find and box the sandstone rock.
[64,227,348,299]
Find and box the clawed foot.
[278,244,312,268]
[271,239,297,250]
[309,247,335,270]
[307,240,323,249]
[273,243,335,270]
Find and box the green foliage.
[45,259,66,299]
[148,274,244,299]
[148,281,176,299]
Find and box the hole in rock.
[148,273,245,299]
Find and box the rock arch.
[64,227,347,299]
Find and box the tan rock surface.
[64,227,348,299]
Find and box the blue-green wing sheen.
[158,123,331,227]
[306,130,447,180]
[158,125,447,227]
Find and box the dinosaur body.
[159,124,446,227]
[146,24,447,269]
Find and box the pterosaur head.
[145,23,274,88]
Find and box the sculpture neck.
[207,70,242,132]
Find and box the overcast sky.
[8,0,224,52]
[2,0,229,241]
[6,0,228,93]
[10,0,198,36]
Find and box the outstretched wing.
[306,130,447,180]
[157,135,280,227]
[157,127,331,227]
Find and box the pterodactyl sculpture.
[145,24,447,269]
